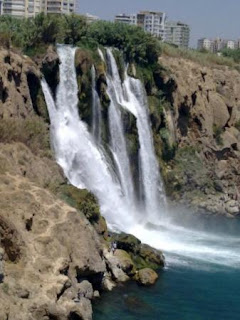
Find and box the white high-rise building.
[139,11,166,39]
[226,40,236,50]
[197,38,214,51]
[115,11,166,39]
[2,0,75,18]
[165,21,190,48]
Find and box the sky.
[77,0,240,47]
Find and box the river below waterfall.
[93,214,240,320]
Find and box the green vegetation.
[57,184,108,238]
[221,48,240,63]
[161,42,239,69]
[0,14,161,67]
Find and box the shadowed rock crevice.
[0,217,22,262]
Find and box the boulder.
[111,232,165,270]
[114,249,136,276]
[136,268,158,286]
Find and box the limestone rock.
[0,174,106,320]
[103,249,129,283]
[114,249,136,276]
[136,268,158,286]
[159,55,240,215]
[112,232,165,269]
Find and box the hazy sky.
[78,0,240,47]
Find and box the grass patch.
[0,117,51,157]
[160,42,239,69]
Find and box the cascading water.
[42,45,240,271]
[41,46,134,230]
[103,48,166,219]
[91,65,102,144]
[105,49,136,209]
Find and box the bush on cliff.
[0,14,161,67]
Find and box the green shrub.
[0,14,161,68]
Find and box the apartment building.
[198,37,237,52]
[165,21,190,48]
[1,0,75,18]
[139,11,166,39]
[226,40,236,49]
[115,11,166,39]
[197,38,214,51]
[115,13,136,25]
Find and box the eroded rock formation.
[158,56,240,216]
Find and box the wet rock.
[225,200,239,215]
[93,290,100,299]
[136,268,158,286]
[139,244,165,268]
[113,233,141,254]
[111,232,165,270]
[114,249,136,277]
[104,249,129,283]
[77,281,93,300]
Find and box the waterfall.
[41,46,135,230]
[103,48,166,218]
[42,45,166,230]
[124,76,167,215]
[105,49,136,208]
[42,45,240,271]
[91,65,102,144]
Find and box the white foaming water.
[42,46,134,230]
[42,45,240,270]
[91,65,102,144]
[104,48,166,219]
[105,49,136,208]
[130,221,240,270]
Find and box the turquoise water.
[93,215,240,320]
[93,264,240,320]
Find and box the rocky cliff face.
[159,56,240,216]
[0,48,164,320]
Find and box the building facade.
[1,0,75,17]
[197,38,214,51]
[198,37,237,53]
[165,21,190,48]
[139,11,166,39]
[115,11,166,39]
[115,13,136,25]
[226,40,236,49]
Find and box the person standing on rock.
[110,241,117,254]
